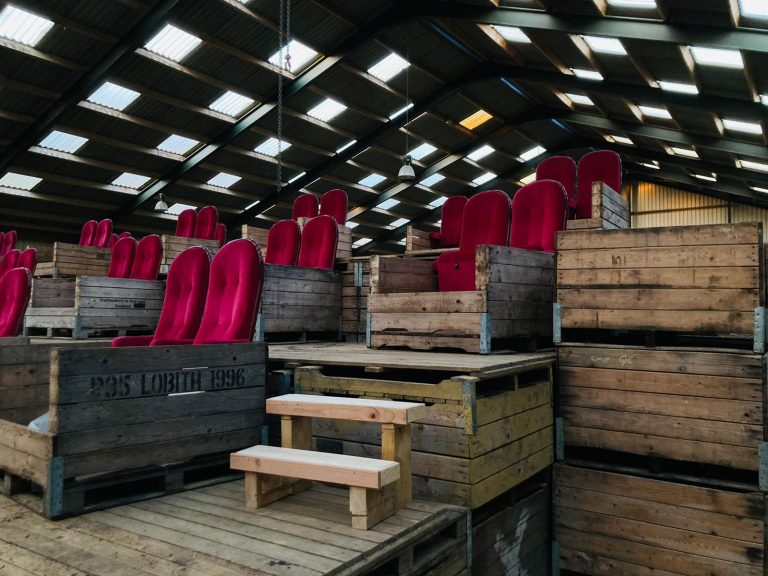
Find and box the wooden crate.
[24,276,165,338]
[0,342,267,518]
[240,224,269,250]
[269,343,555,508]
[368,245,555,353]
[256,264,342,341]
[243,222,352,261]
[557,343,765,478]
[556,222,766,351]
[555,464,764,576]
[340,257,370,342]
[160,234,220,273]
[407,225,432,252]
[566,182,630,231]
[35,243,110,278]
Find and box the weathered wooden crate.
[269,343,555,509]
[368,245,555,353]
[160,234,220,274]
[0,342,267,518]
[240,224,269,250]
[340,257,370,342]
[35,243,110,278]
[406,225,432,252]
[255,264,342,341]
[24,276,165,338]
[557,343,765,483]
[555,464,764,576]
[242,222,352,261]
[555,222,766,351]
[567,182,630,230]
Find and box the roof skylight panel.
[420,173,445,187]
[166,203,196,215]
[609,135,634,145]
[762,95,768,106]
[519,172,536,184]
[606,0,657,8]
[429,196,448,208]
[377,198,399,210]
[288,172,306,183]
[582,36,627,56]
[460,110,493,130]
[359,173,386,188]
[752,186,768,193]
[472,172,497,186]
[157,134,199,155]
[336,140,357,153]
[723,118,763,135]
[738,159,768,172]
[520,145,546,162]
[566,93,595,106]
[352,238,371,248]
[670,147,698,158]
[389,218,409,228]
[254,137,291,157]
[87,82,140,111]
[112,172,152,189]
[409,143,437,161]
[269,40,318,73]
[658,81,699,95]
[207,172,241,188]
[693,173,717,182]
[739,0,768,18]
[0,5,53,47]
[571,68,603,81]
[209,91,255,117]
[0,172,42,190]
[689,46,744,69]
[640,161,660,169]
[467,145,494,161]
[38,131,88,153]
[390,103,414,120]
[347,221,359,229]
[639,105,672,119]
[307,98,347,122]
[491,25,530,43]
[144,24,202,62]
[368,53,410,82]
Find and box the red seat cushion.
[432,196,467,249]
[297,215,338,270]
[176,208,197,238]
[94,219,113,248]
[292,193,319,220]
[0,268,31,337]
[537,156,577,211]
[215,223,227,246]
[509,180,568,253]
[17,248,36,276]
[265,219,300,266]
[194,206,219,240]
[577,150,622,219]
[107,236,136,278]
[0,230,16,256]
[79,221,97,246]
[0,249,20,280]
[193,239,263,345]
[319,189,348,225]
[129,234,163,280]
[435,190,511,292]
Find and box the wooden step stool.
[231,393,426,529]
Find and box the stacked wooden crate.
[553,222,767,576]
[160,234,220,273]
[35,243,110,278]
[566,182,630,231]
[340,257,370,342]
[242,222,352,261]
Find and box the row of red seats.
[175,205,227,244]
[112,239,262,347]
[265,215,338,270]
[0,248,36,279]
[107,235,163,280]
[0,231,16,256]
[436,182,567,292]
[292,189,348,225]
[79,219,115,247]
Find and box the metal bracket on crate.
[753,307,765,354]
[553,303,562,344]
[254,313,265,343]
[261,424,269,445]
[353,261,363,287]
[759,442,768,492]
[555,417,564,461]
[365,312,372,347]
[551,541,561,575]
[45,457,64,518]
[479,313,491,354]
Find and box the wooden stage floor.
[0,481,467,576]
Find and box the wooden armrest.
[267,393,426,424]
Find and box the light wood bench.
[231,393,426,529]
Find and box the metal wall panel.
[631,182,729,228]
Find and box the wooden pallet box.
[242,223,352,261]
[0,342,267,518]
[270,344,555,509]
[556,222,766,351]
[35,243,110,278]
[340,257,370,342]
[24,276,165,338]
[555,464,764,576]
[368,245,555,353]
[160,235,220,274]
[557,343,765,476]
[256,264,342,340]
[566,182,630,231]
[240,224,269,251]
[406,226,432,252]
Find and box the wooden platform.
[0,481,469,576]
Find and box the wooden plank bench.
[35,243,110,278]
[566,182,630,231]
[232,393,425,529]
[159,235,220,275]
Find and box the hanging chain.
[276,0,286,192]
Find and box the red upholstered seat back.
[537,156,577,211]
[319,189,348,225]
[153,246,211,344]
[292,193,319,220]
[107,236,136,278]
[509,180,568,253]
[108,233,117,248]
[0,233,4,256]
[94,219,113,248]
[0,268,31,337]
[79,221,97,246]
[1,231,16,256]
[118,231,132,240]
[176,208,197,238]
[265,219,300,265]
[130,234,163,280]
[298,215,338,270]
[577,150,622,219]
[436,196,467,248]
[0,249,20,280]
[193,239,263,345]
[194,206,219,240]
[18,248,37,276]
[215,223,227,245]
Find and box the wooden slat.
[267,394,426,424]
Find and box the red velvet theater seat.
[108,233,117,248]
[194,205,219,240]
[118,231,132,241]
[435,190,511,292]
[265,219,300,266]
[0,233,4,256]
[193,239,263,345]
[0,249,20,280]
[215,223,227,246]
[94,219,113,248]
[298,215,338,270]
[292,193,319,220]
[537,156,577,213]
[107,236,136,278]
[577,150,622,219]
[509,180,568,253]
[112,246,211,347]
[429,196,467,249]
[18,248,37,276]
[319,189,348,225]
[176,208,197,238]
[129,234,163,280]
[0,268,31,337]
[79,220,97,246]
[1,230,16,256]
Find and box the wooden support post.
[281,415,312,450]
[381,423,412,508]
[349,484,399,530]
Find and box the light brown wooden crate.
[34,243,111,278]
[406,226,432,253]
[567,183,630,231]
[242,223,352,263]
[160,235,220,268]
